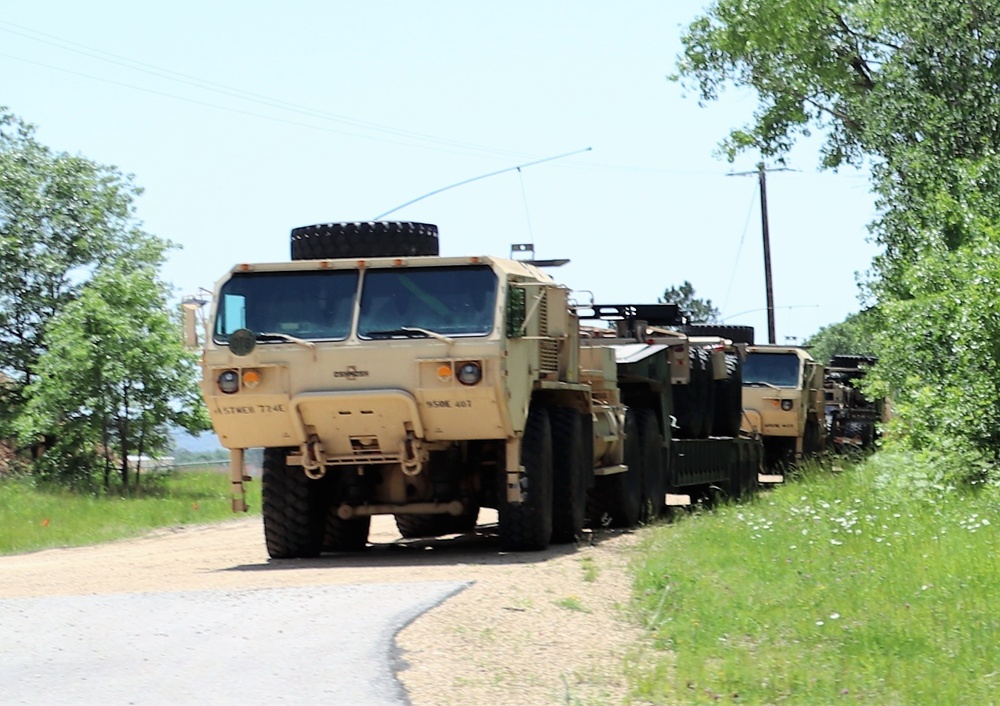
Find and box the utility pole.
[758,162,777,345]
[728,162,791,344]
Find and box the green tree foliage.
[1,108,209,483]
[659,281,721,323]
[675,2,1000,458]
[18,239,209,487]
[0,109,139,433]
[803,309,876,365]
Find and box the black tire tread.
[290,221,439,260]
[551,408,586,543]
[499,405,554,551]
[262,448,326,559]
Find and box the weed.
[555,595,592,613]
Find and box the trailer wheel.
[551,407,586,543]
[290,221,439,260]
[499,404,554,551]
[636,408,665,523]
[262,448,327,559]
[592,409,643,528]
[324,512,371,552]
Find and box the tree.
[0,108,143,439]
[18,238,209,488]
[675,2,1000,459]
[659,281,721,323]
[803,309,876,365]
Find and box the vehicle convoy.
[824,354,883,452]
[741,345,826,469]
[186,221,763,558]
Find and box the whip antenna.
[373,146,592,220]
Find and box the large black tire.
[592,409,643,528]
[636,408,665,524]
[551,407,587,544]
[673,347,713,439]
[499,405,554,551]
[680,324,755,345]
[262,448,327,559]
[712,352,743,437]
[324,512,370,552]
[290,221,439,260]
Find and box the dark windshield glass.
[358,266,497,338]
[214,270,359,342]
[743,352,802,387]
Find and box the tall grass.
[0,468,261,555]
[631,454,1000,704]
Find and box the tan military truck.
[741,344,826,470]
[186,222,762,558]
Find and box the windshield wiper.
[364,327,455,344]
[744,381,780,389]
[256,331,317,351]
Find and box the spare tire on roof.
[290,221,439,260]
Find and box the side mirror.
[181,296,207,349]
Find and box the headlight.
[456,361,483,386]
[218,369,240,394]
[781,399,793,411]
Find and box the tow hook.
[302,435,327,479]
[401,430,424,476]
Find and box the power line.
[0,20,536,160]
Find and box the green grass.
[0,469,262,555]
[630,455,1000,705]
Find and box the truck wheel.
[262,448,327,559]
[324,512,370,552]
[499,404,554,551]
[290,221,439,260]
[551,407,586,543]
[593,409,643,528]
[636,408,665,523]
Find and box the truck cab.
[741,345,826,468]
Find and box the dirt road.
[0,512,646,705]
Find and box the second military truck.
[188,221,762,557]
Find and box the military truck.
[824,354,883,452]
[186,221,762,558]
[741,345,826,470]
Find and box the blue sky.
[1,1,878,343]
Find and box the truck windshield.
[214,270,360,342]
[358,266,497,338]
[744,352,802,388]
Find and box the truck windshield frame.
[212,265,499,345]
[744,352,802,388]
[213,270,361,343]
[357,265,497,339]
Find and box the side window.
[217,293,247,337]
